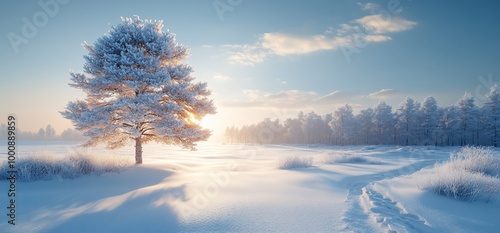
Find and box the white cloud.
[213,72,231,81]
[261,33,350,56]
[336,24,360,36]
[276,78,287,84]
[221,44,270,66]
[315,91,351,103]
[368,89,398,99]
[220,33,352,65]
[217,7,416,65]
[358,2,380,11]
[356,14,417,34]
[222,89,360,109]
[325,26,335,34]
[363,34,392,42]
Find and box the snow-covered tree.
[439,105,460,146]
[60,128,86,141]
[356,108,375,145]
[45,124,56,140]
[37,128,46,140]
[256,118,283,144]
[330,103,355,145]
[420,96,439,145]
[396,97,419,145]
[61,16,216,164]
[321,113,334,144]
[224,126,238,144]
[284,117,303,144]
[303,112,325,144]
[456,93,478,146]
[373,101,395,144]
[483,85,500,147]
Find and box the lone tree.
[61,16,216,164]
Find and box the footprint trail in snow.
[340,158,436,233]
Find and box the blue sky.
[1,0,500,140]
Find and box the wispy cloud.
[364,34,392,42]
[221,44,270,66]
[261,33,350,56]
[356,14,417,34]
[218,3,416,65]
[276,78,287,85]
[358,2,380,11]
[222,89,359,109]
[213,72,231,81]
[368,89,398,99]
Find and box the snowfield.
[1,142,499,233]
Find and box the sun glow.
[186,112,215,129]
[200,115,213,129]
[186,112,201,125]
[185,112,214,129]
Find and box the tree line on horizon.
[225,85,500,147]
[0,124,86,141]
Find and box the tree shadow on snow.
[16,165,188,233]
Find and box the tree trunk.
[135,137,143,164]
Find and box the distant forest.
[0,124,85,141]
[225,85,500,147]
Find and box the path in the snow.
[340,157,437,233]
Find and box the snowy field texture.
[1,142,500,233]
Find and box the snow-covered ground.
[1,142,499,232]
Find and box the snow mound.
[321,152,380,164]
[0,150,134,182]
[276,155,313,169]
[416,146,500,202]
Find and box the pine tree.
[330,104,355,145]
[456,93,478,146]
[484,85,500,147]
[45,124,56,140]
[439,106,460,146]
[284,118,303,144]
[373,101,395,145]
[420,96,439,145]
[37,128,46,140]
[396,97,418,145]
[321,113,334,144]
[303,112,324,144]
[356,108,375,145]
[61,16,216,164]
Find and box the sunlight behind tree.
[61,16,216,164]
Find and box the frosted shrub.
[417,146,500,202]
[450,146,500,176]
[12,153,67,182]
[0,151,134,182]
[277,156,313,169]
[417,165,500,201]
[321,152,378,164]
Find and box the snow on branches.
[61,16,216,164]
